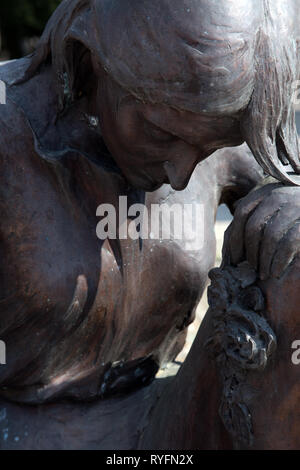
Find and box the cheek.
[113,106,143,150]
[98,109,130,162]
[96,87,129,152]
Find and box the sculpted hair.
[15,0,300,185]
[240,0,300,185]
[14,0,92,112]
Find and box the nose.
[163,155,199,191]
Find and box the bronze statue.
[0,0,299,449]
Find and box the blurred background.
[0,0,61,60]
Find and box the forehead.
[94,0,261,115]
[118,96,239,144]
[142,103,218,131]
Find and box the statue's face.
[98,75,244,191]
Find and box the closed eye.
[144,120,178,143]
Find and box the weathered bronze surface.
[0,0,300,449]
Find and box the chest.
[0,149,209,342]
[0,147,217,400]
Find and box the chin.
[136,181,164,192]
[127,175,165,192]
[128,173,190,193]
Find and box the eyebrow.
[143,112,198,147]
